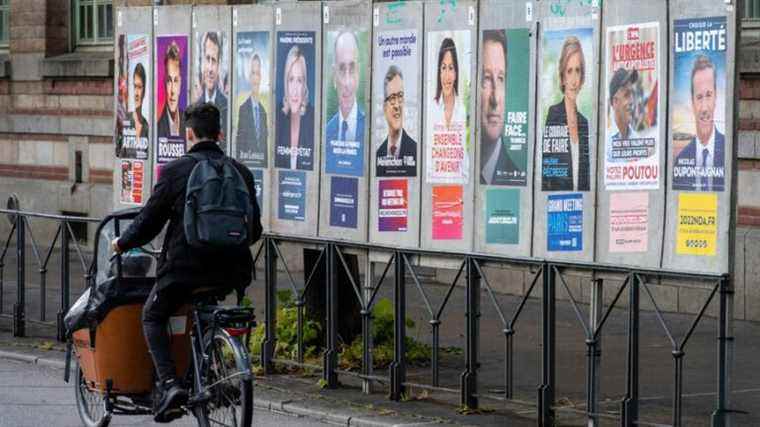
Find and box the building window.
[75,0,113,46]
[0,0,9,48]
[747,0,760,20]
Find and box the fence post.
[538,262,555,427]
[13,211,25,337]
[56,220,70,342]
[323,243,338,388]
[389,250,406,401]
[587,278,603,426]
[362,257,374,394]
[460,256,480,409]
[621,274,640,427]
[262,238,277,374]
[712,275,734,427]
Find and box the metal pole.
[461,257,480,409]
[296,299,304,364]
[505,328,514,400]
[712,275,733,427]
[323,243,338,388]
[390,250,406,401]
[262,238,277,374]
[362,257,374,394]
[621,274,640,427]
[431,319,440,387]
[538,262,555,426]
[13,212,25,337]
[57,221,70,341]
[587,278,603,426]
[673,350,684,427]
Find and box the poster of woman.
[540,28,594,192]
[424,31,472,185]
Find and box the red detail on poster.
[432,185,463,240]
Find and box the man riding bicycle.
[112,103,262,422]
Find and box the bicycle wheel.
[195,328,253,427]
[74,362,111,427]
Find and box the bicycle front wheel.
[195,328,253,427]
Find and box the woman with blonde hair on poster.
[275,44,315,170]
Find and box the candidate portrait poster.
[671,17,727,193]
[193,31,230,147]
[274,31,317,172]
[540,28,594,192]
[374,30,420,178]
[116,34,150,161]
[155,35,189,168]
[234,31,271,169]
[425,30,472,185]
[324,30,369,177]
[479,28,530,187]
[604,23,660,190]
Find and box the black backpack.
[183,152,253,248]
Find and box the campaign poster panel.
[274,31,317,171]
[193,31,230,146]
[252,168,264,213]
[378,179,408,232]
[374,30,420,178]
[278,170,306,221]
[324,30,369,177]
[604,23,660,190]
[485,189,519,244]
[155,35,189,167]
[234,31,271,169]
[479,29,529,186]
[609,192,648,253]
[676,193,718,256]
[540,28,594,192]
[116,34,150,161]
[547,193,583,251]
[432,185,464,240]
[120,160,145,205]
[672,17,727,192]
[425,30,472,184]
[329,176,359,228]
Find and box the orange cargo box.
[73,304,192,394]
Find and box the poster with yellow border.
[676,193,717,256]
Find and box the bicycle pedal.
[187,391,212,406]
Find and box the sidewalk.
[0,253,758,425]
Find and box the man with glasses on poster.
[376,65,417,177]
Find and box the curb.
[0,349,445,427]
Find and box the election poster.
[324,30,370,177]
[609,192,648,253]
[274,31,317,171]
[485,189,520,244]
[479,29,530,186]
[672,17,727,192]
[604,23,660,190]
[155,35,189,166]
[540,28,594,192]
[193,31,230,147]
[676,193,718,256]
[278,170,306,221]
[374,30,420,178]
[234,31,271,169]
[432,185,464,240]
[378,179,408,232]
[425,30,472,184]
[547,193,583,251]
[116,34,151,161]
[252,168,264,212]
[329,177,358,228]
[120,160,145,205]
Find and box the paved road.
[0,358,330,427]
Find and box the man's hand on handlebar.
[111,238,123,255]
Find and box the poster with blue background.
[547,193,583,251]
[329,176,358,228]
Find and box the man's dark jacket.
[117,140,262,291]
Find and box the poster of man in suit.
[194,31,229,148]
[234,31,270,169]
[374,29,419,178]
[672,17,727,192]
[155,35,188,169]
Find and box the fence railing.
[0,208,735,427]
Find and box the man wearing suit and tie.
[376,65,417,177]
[197,32,228,144]
[236,54,268,167]
[157,41,186,142]
[673,55,725,192]
[325,31,365,175]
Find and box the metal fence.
[0,208,735,427]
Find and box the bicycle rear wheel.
[74,362,112,427]
[195,328,253,427]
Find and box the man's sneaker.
[153,378,188,423]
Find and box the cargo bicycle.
[64,209,256,427]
